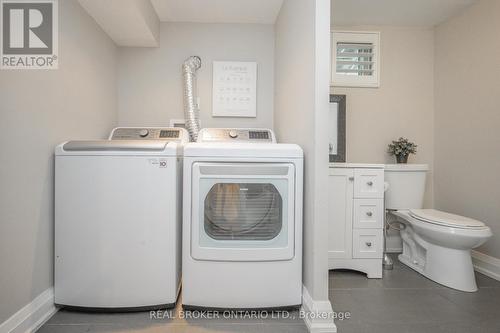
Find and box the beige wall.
[332,26,435,208]
[434,0,500,258]
[275,0,332,303]
[0,0,117,323]
[117,22,274,129]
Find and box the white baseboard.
[300,286,336,333]
[0,287,58,333]
[472,250,500,281]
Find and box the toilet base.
[399,237,478,292]
[389,209,492,293]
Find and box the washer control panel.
[198,128,275,143]
[110,127,188,142]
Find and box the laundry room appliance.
[182,128,303,309]
[55,127,188,310]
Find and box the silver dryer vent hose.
[182,56,202,142]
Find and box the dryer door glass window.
[192,162,295,261]
[204,183,282,240]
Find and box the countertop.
[329,162,385,169]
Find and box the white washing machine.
[55,127,188,310]
[182,128,303,309]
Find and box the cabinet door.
[328,168,354,259]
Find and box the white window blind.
[336,43,374,76]
[332,31,380,88]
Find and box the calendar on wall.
[212,61,257,118]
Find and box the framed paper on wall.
[212,61,257,118]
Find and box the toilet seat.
[409,209,486,229]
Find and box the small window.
[331,31,380,88]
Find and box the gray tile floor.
[38,254,500,333]
[331,254,500,333]
[38,298,308,333]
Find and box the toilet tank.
[384,164,428,210]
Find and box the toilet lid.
[409,209,486,229]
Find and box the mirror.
[329,94,346,162]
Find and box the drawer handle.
[367,181,373,186]
[366,242,372,247]
[348,177,354,181]
[366,211,373,217]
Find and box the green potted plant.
[388,137,417,163]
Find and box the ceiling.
[79,0,479,47]
[331,0,478,27]
[78,0,284,47]
[150,0,284,24]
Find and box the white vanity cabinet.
[328,164,385,278]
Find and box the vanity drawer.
[352,229,383,259]
[353,198,384,229]
[353,169,384,198]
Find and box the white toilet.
[385,164,492,292]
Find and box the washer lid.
[56,140,180,156]
[63,140,169,151]
[409,209,486,229]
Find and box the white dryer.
[182,128,303,309]
[55,127,188,310]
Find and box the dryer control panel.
[198,128,276,143]
[109,127,189,142]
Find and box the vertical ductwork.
[182,56,202,142]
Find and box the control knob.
[139,129,149,138]
[228,130,238,139]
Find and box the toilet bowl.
[385,164,492,292]
[391,209,491,292]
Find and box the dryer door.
[191,162,295,261]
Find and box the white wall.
[332,26,435,208]
[117,22,274,129]
[331,26,435,252]
[0,0,117,323]
[275,0,332,309]
[434,0,500,259]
